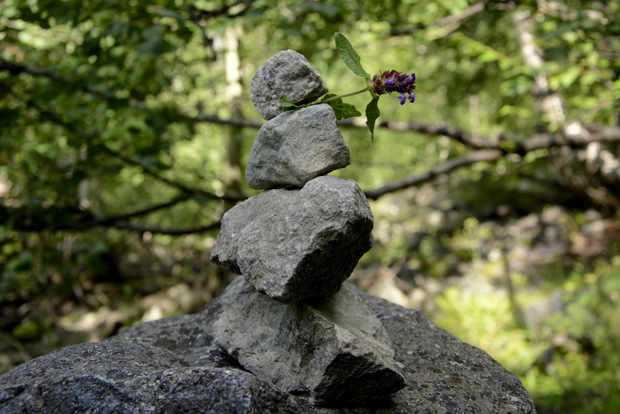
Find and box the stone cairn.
[210,50,406,407]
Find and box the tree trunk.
[215,22,245,293]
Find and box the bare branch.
[517,127,620,153]
[364,149,503,200]
[337,117,501,149]
[0,58,117,100]
[5,58,620,211]
[76,193,193,229]
[192,113,263,129]
[110,220,221,235]
[97,144,247,203]
[8,56,617,156]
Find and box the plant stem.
[321,87,371,103]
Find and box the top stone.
[250,50,328,120]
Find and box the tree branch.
[191,113,263,129]
[337,117,502,149]
[97,144,247,202]
[364,149,503,200]
[7,56,617,155]
[4,58,620,211]
[390,1,491,36]
[1,193,211,233]
[109,220,221,235]
[0,57,117,100]
[517,127,620,153]
[75,193,194,229]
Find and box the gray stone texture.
[210,175,373,303]
[0,281,536,413]
[250,49,328,120]
[213,277,405,406]
[245,104,350,190]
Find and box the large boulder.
[0,281,536,413]
[250,49,328,120]
[210,175,373,303]
[213,277,405,406]
[245,104,350,190]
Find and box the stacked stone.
[210,50,405,407]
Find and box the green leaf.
[365,96,380,145]
[335,32,370,78]
[278,95,303,110]
[321,94,362,120]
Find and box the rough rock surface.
[245,104,350,190]
[250,49,328,120]
[213,277,405,406]
[210,175,373,303]
[0,281,536,413]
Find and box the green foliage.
[434,254,620,414]
[1,2,620,411]
[523,261,620,413]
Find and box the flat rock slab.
[210,175,373,303]
[0,282,536,413]
[246,104,350,190]
[250,49,328,120]
[213,277,405,406]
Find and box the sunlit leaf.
[335,32,370,78]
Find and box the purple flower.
[371,70,416,105]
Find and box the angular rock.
[250,49,328,120]
[245,104,350,190]
[0,282,537,413]
[210,175,373,302]
[213,277,405,406]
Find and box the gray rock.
[0,341,310,414]
[0,281,537,413]
[213,277,405,406]
[250,49,328,120]
[245,104,350,190]
[210,175,373,303]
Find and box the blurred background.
[1,1,619,412]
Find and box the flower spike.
[370,70,416,105]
